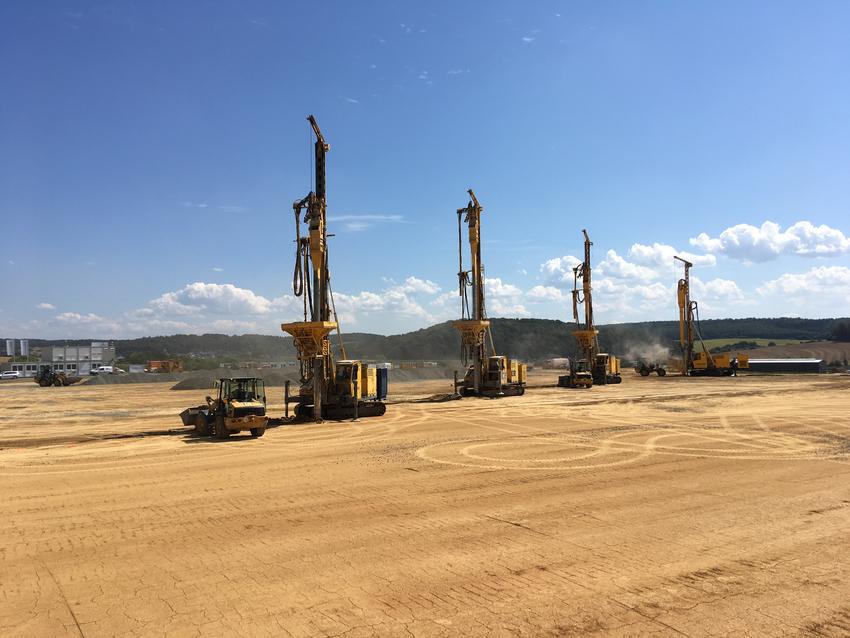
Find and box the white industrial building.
[1,342,117,377]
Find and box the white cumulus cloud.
[628,243,716,269]
[397,276,441,295]
[55,312,105,323]
[485,278,523,298]
[149,282,273,316]
[596,249,658,281]
[758,266,850,298]
[36,302,56,310]
[526,285,566,303]
[690,221,850,262]
[540,255,582,287]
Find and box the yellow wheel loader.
[181,377,269,439]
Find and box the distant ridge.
[10,317,847,363]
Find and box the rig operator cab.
[458,354,527,397]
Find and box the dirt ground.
[1,371,849,637]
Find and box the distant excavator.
[281,116,387,420]
[559,230,621,388]
[452,190,527,397]
[675,256,749,376]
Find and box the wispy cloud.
[345,97,359,104]
[212,267,223,272]
[37,302,56,310]
[331,214,405,223]
[522,36,535,43]
[447,69,465,75]
[330,214,407,232]
[344,222,370,232]
[182,201,208,209]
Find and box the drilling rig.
[675,256,748,376]
[281,116,387,420]
[452,190,526,397]
[558,230,621,388]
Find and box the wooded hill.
[15,317,848,364]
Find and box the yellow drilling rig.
[558,230,621,388]
[452,190,527,397]
[281,116,388,421]
[675,256,749,376]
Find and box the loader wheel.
[640,370,650,377]
[657,368,667,377]
[53,378,62,387]
[250,427,266,438]
[195,414,210,437]
[214,415,230,440]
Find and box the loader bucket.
[180,408,197,427]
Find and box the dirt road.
[1,373,849,636]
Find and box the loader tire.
[640,369,650,377]
[195,414,210,437]
[214,414,230,440]
[657,368,667,377]
[250,427,266,438]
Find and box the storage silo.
[19,339,29,357]
[4,339,14,356]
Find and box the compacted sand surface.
[1,373,849,636]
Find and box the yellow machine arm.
[571,230,599,360]
[674,255,716,374]
[286,116,337,410]
[675,255,693,359]
[457,189,485,322]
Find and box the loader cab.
[569,359,594,388]
[214,378,266,415]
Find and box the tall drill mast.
[572,229,599,364]
[454,189,491,394]
[675,256,693,374]
[283,115,338,420]
[459,190,485,322]
[304,115,330,323]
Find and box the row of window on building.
[1,342,117,377]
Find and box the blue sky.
[2,1,850,338]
